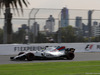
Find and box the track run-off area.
[0,52,100,64]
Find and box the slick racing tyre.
[26,53,35,61]
[66,52,75,60]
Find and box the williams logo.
[85,44,93,51]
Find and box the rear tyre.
[26,53,35,61]
[66,52,75,60]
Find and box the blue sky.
[28,0,100,10]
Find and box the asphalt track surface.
[0,52,100,64]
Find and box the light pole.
[57,11,61,43]
[28,8,39,43]
[28,8,34,43]
[32,9,39,43]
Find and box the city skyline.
[1,6,100,32]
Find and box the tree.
[36,33,47,43]
[0,0,29,44]
[13,29,26,43]
[60,26,76,43]
[92,36,100,42]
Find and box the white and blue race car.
[10,46,75,61]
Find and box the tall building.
[31,22,39,37]
[88,10,93,37]
[75,17,82,29]
[92,21,100,36]
[82,23,89,37]
[60,7,69,27]
[44,15,55,32]
[93,21,98,26]
[18,24,29,31]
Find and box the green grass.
[0,61,100,75]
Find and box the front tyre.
[66,52,75,60]
[26,53,35,61]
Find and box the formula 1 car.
[10,46,75,61]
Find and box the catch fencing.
[0,8,100,43]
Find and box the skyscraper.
[93,21,98,26]
[31,22,39,37]
[82,23,89,37]
[60,7,69,27]
[18,24,29,31]
[44,15,55,32]
[88,10,93,37]
[75,16,82,29]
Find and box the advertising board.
[0,43,100,55]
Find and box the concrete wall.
[0,43,100,55]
